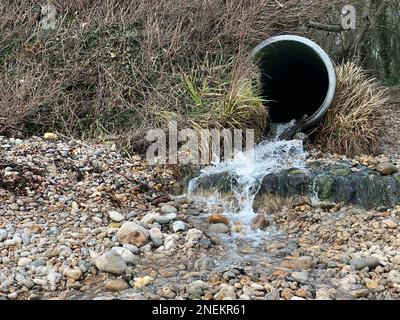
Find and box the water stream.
[186,122,307,255]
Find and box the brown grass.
[0,0,345,152]
[314,62,389,157]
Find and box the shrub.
[314,62,388,157]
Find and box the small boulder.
[117,222,149,247]
[95,251,127,275]
[350,257,380,270]
[376,163,398,175]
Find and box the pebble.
[316,288,336,300]
[95,251,127,275]
[194,256,215,270]
[208,214,229,225]
[350,257,380,270]
[185,229,203,242]
[291,271,308,283]
[155,213,177,224]
[104,279,129,292]
[63,267,83,280]
[376,163,398,175]
[109,211,125,222]
[172,221,186,232]
[382,219,398,229]
[209,223,230,234]
[122,244,139,254]
[17,258,32,267]
[352,289,369,299]
[111,247,137,265]
[387,270,400,284]
[43,132,58,140]
[148,227,163,247]
[160,205,177,213]
[251,213,270,230]
[0,229,7,241]
[117,222,149,247]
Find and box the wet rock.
[251,213,270,231]
[199,238,212,249]
[194,256,215,270]
[376,163,398,175]
[209,223,229,234]
[117,222,149,247]
[208,214,229,225]
[292,196,311,207]
[95,251,127,275]
[187,280,209,297]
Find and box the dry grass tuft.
[315,62,389,157]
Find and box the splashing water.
[188,122,307,241]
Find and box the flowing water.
[187,122,308,257]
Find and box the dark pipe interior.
[258,40,329,123]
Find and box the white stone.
[172,221,186,232]
[109,211,125,222]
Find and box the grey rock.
[0,229,7,241]
[185,229,203,242]
[155,213,177,224]
[291,271,308,283]
[160,205,177,213]
[17,258,32,267]
[387,270,400,284]
[350,257,380,270]
[199,238,212,249]
[122,243,139,254]
[149,227,163,247]
[187,280,209,297]
[194,256,215,270]
[172,221,186,232]
[209,223,229,234]
[31,259,47,267]
[111,247,137,265]
[95,251,127,275]
[109,211,125,222]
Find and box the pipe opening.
[252,35,336,128]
